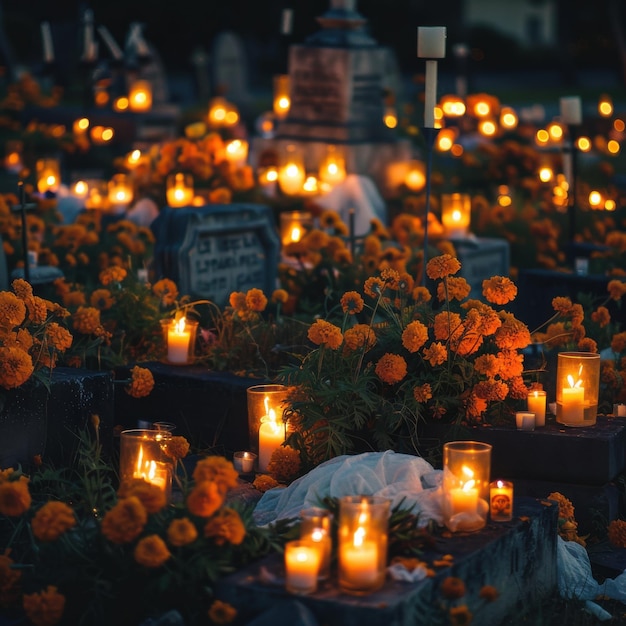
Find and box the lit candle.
[300,508,333,580]
[561,383,585,424]
[224,139,249,169]
[233,451,257,474]
[417,27,446,129]
[258,398,285,472]
[560,96,582,125]
[339,526,379,587]
[527,390,547,427]
[36,160,60,194]
[284,541,321,595]
[167,317,192,364]
[489,479,514,522]
[134,445,168,491]
[450,482,479,515]
[515,411,536,431]
[129,80,153,112]
[166,173,194,207]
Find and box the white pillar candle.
[527,390,547,427]
[560,96,582,125]
[339,533,379,587]
[167,318,191,364]
[258,411,285,472]
[561,386,585,423]
[285,542,321,594]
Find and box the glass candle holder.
[277,144,305,196]
[108,173,133,208]
[36,158,61,194]
[515,411,536,431]
[273,74,291,120]
[300,507,333,580]
[490,479,514,522]
[442,441,491,533]
[338,495,390,595]
[128,79,153,112]
[284,540,321,595]
[246,384,290,468]
[84,179,109,210]
[166,172,194,207]
[441,192,471,238]
[527,390,547,427]
[233,451,257,475]
[161,317,199,365]
[4,140,23,174]
[318,144,346,187]
[280,210,313,246]
[119,429,174,501]
[556,352,601,427]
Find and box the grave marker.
[211,31,249,107]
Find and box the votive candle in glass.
[556,352,600,427]
[161,317,198,365]
[516,411,536,431]
[300,507,333,580]
[233,451,257,475]
[489,479,514,522]
[246,384,290,464]
[284,540,321,595]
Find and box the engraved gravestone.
[212,31,249,108]
[151,204,279,307]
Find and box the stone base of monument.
[216,497,558,626]
[0,368,115,469]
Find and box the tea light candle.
[258,407,284,472]
[340,528,379,587]
[527,390,547,427]
[167,317,191,364]
[490,480,514,522]
[233,451,256,474]
[516,411,536,431]
[285,541,321,595]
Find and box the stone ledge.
[216,497,558,626]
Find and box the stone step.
[216,496,558,626]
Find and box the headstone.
[454,237,510,301]
[151,204,279,308]
[211,31,249,108]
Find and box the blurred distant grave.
[211,31,250,115]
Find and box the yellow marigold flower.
[271,289,289,304]
[608,280,626,301]
[99,266,127,285]
[193,456,239,493]
[90,288,115,310]
[402,320,429,353]
[126,366,155,398]
[343,324,376,352]
[133,534,171,568]
[203,507,246,545]
[208,599,238,625]
[482,276,517,305]
[186,480,224,518]
[0,549,21,608]
[46,323,72,352]
[412,286,432,304]
[375,353,407,384]
[167,517,198,547]
[117,478,167,514]
[11,278,32,299]
[423,342,447,366]
[0,477,31,517]
[608,519,626,548]
[253,474,279,493]
[441,576,466,599]
[31,501,76,542]
[267,445,301,483]
[426,254,461,280]
[340,291,364,314]
[101,496,148,544]
[152,278,179,306]
[245,288,268,312]
[0,346,34,389]
[413,383,432,403]
[591,306,611,327]
[72,306,101,335]
[165,435,190,460]
[22,585,65,626]
[307,319,343,349]
[0,291,26,329]
[449,604,473,626]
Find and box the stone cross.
[11,182,37,284]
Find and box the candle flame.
[452,209,462,223]
[353,526,366,547]
[135,445,157,481]
[460,465,475,491]
[567,371,583,388]
[311,529,324,542]
[174,317,186,333]
[263,396,281,434]
[462,479,476,492]
[290,226,302,242]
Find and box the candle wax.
[527,391,547,427]
[168,328,191,364]
[340,540,379,587]
[561,386,585,423]
[258,418,284,472]
[285,545,320,593]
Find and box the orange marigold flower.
[90,288,115,310]
[547,492,575,520]
[208,599,238,625]
[426,254,461,280]
[100,496,148,544]
[0,477,31,517]
[474,354,500,377]
[308,319,343,349]
[402,320,429,353]
[608,280,626,301]
[611,332,626,354]
[186,481,224,518]
[340,291,365,314]
[0,549,21,608]
[133,534,171,568]
[11,278,33,300]
[482,276,517,305]
[438,276,471,302]
[496,349,524,380]
[62,290,86,308]
[465,393,488,420]
[99,266,127,285]
[375,353,407,384]
[245,288,268,312]
[449,604,473,626]
[364,276,385,298]
[45,323,72,352]
[494,312,531,350]
[117,478,167,514]
[271,289,289,304]
[591,306,611,327]
[343,324,376,352]
[479,585,499,602]
[412,286,432,304]
[228,292,246,311]
[165,435,190,460]
[203,507,246,545]
[72,306,101,335]
[423,342,447,366]
[608,519,626,548]
[253,474,279,492]
[413,383,432,403]
[0,346,34,389]
[441,576,466,599]
[22,585,65,626]
[552,296,573,316]
[434,311,462,341]
[577,338,598,353]
[31,501,76,542]
[25,296,48,324]
[0,291,26,329]
[192,456,239,493]
[267,445,301,483]
[152,278,179,306]
[167,517,198,547]
[126,366,155,398]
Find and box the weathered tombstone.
[211,31,249,108]
[151,204,279,308]
[455,238,510,301]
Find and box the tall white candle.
[560,96,582,125]
[527,390,547,427]
[41,22,54,63]
[167,318,191,364]
[561,386,584,423]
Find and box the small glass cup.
[300,507,333,580]
[284,540,321,595]
[490,480,514,522]
[233,451,257,475]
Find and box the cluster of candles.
[515,389,548,431]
